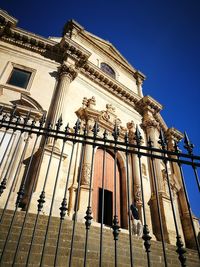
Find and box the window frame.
[100,62,116,79]
[0,62,36,93]
[7,67,32,89]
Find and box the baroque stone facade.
[0,9,198,249]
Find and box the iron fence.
[0,106,199,267]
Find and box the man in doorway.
[130,200,143,238]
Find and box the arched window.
[100,63,116,79]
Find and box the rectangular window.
[7,68,31,89]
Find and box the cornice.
[0,26,63,60]
[60,36,91,67]
[81,62,141,108]
[137,95,163,114]
[0,9,18,26]
[166,127,183,142]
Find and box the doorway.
[98,188,113,226]
[92,148,125,227]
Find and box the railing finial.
[134,125,142,146]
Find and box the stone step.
[0,209,199,267]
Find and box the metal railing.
[0,106,199,267]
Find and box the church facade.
[0,9,198,252]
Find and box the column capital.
[141,115,159,130]
[59,64,78,81]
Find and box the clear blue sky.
[1,1,199,216]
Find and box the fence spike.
[158,129,167,150]
[39,113,46,127]
[184,132,194,155]
[74,119,81,135]
[56,115,63,130]
[103,129,108,140]
[92,121,100,139]
[65,123,70,134]
[134,125,142,146]
[112,123,120,141]
[174,141,181,153]
[124,131,129,144]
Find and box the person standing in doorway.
[130,200,143,238]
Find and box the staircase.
[0,210,199,267]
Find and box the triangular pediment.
[84,30,136,72]
[62,20,137,73]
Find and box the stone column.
[49,63,77,127]
[29,64,77,212]
[141,116,164,193]
[140,100,170,242]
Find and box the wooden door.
[92,149,121,226]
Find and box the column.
[49,63,77,127]
[141,115,164,193]
[141,111,170,242]
[29,64,77,213]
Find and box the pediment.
[84,31,136,72]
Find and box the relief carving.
[127,120,135,143]
[81,163,91,185]
[135,184,142,203]
[59,64,78,81]
[82,96,96,108]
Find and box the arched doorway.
[92,148,126,227]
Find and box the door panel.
[92,149,121,226]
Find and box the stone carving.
[82,96,96,109]
[87,96,96,108]
[135,184,142,203]
[127,120,135,143]
[141,117,159,129]
[101,110,110,121]
[99,103,121,127]
[59,64,77,81]
[81,163,91,185]
[106,104,115,113]
[82,97,88,108]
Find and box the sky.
[0,1,199,216]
